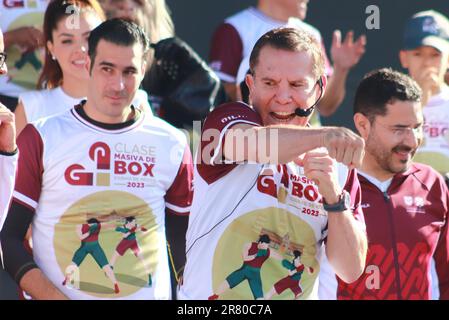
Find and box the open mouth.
[72,59,86,67]
[270,111,296,122]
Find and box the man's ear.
[318,75,327,97]
[399,50,409,68]
[141,61,147,81]
[353,112,371,140]
[246,72,255,100]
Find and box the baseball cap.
[402,10,449,52]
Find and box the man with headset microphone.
[178,27,367,300]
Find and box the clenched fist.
[321,127,365,169]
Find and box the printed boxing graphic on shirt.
[55,190,158,298]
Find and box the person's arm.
[14,101,29,137]
[3,26,44,51]
[268,249,284,261]
[99,222,117,230]
[165,144,193,281]
[0,103,18,230]
[242,243,256,261]
[434,220,449,300]
[0,103,17,152]
[317,31,366,117]
[433,185,449,300]
[302,151,367,283]
[0,151,17,232]
[20,269,67,299]
[223,123,364,167]
[1,124,67,299]
[76,224,90,240]
[1,202,67,299]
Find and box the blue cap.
[403,10,449,52]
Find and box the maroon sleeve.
[12,124,44,212]
[433,182,449,300]
[344,168,365,227]
[197,102,262,184]
[209,23,243,83]
[165,145,194,216]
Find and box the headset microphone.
[294,77,324,118]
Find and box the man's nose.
[275,85,293,104]
[111,75,125,91]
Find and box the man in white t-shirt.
[0,27,18,232]
[399,10,449,178]
[179,27,367,300]
[209,0,366,126]
[0,19,193,300]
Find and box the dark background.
[1,0,448,300]
[166,0,449,130]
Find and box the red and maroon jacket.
[337,163,449,300]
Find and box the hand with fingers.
[321,127,365,169]
[412,67,440,106]
[4,26,44,52]
[0,103,17,153]
[331,30,366,71]
[302,151,342,205]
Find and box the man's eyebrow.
[289,79,307,84]
[99,61,115,67]
[124,66,138,72]
[58,33,74,37]
[260,77,277,82]
[392,123,423,128]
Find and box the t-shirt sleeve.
[209,23,243,83]
[343,168,365,229]
[197,102,262,184]
[18,91,40,124]
[165,144,194,216]
[0,151,18,231]
[12,124,44,212]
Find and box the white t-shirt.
[0,0,48,97]
[13,105,193,299]
[19,87,151,123]
[0,153,18,232]
[414,86,449,174]
[178,102,364,300]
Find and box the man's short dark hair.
[88,18,150,71]
[258,234,271,244]
[354,68,422,122]
[249,27,324,79]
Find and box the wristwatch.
[323,190,351,212]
